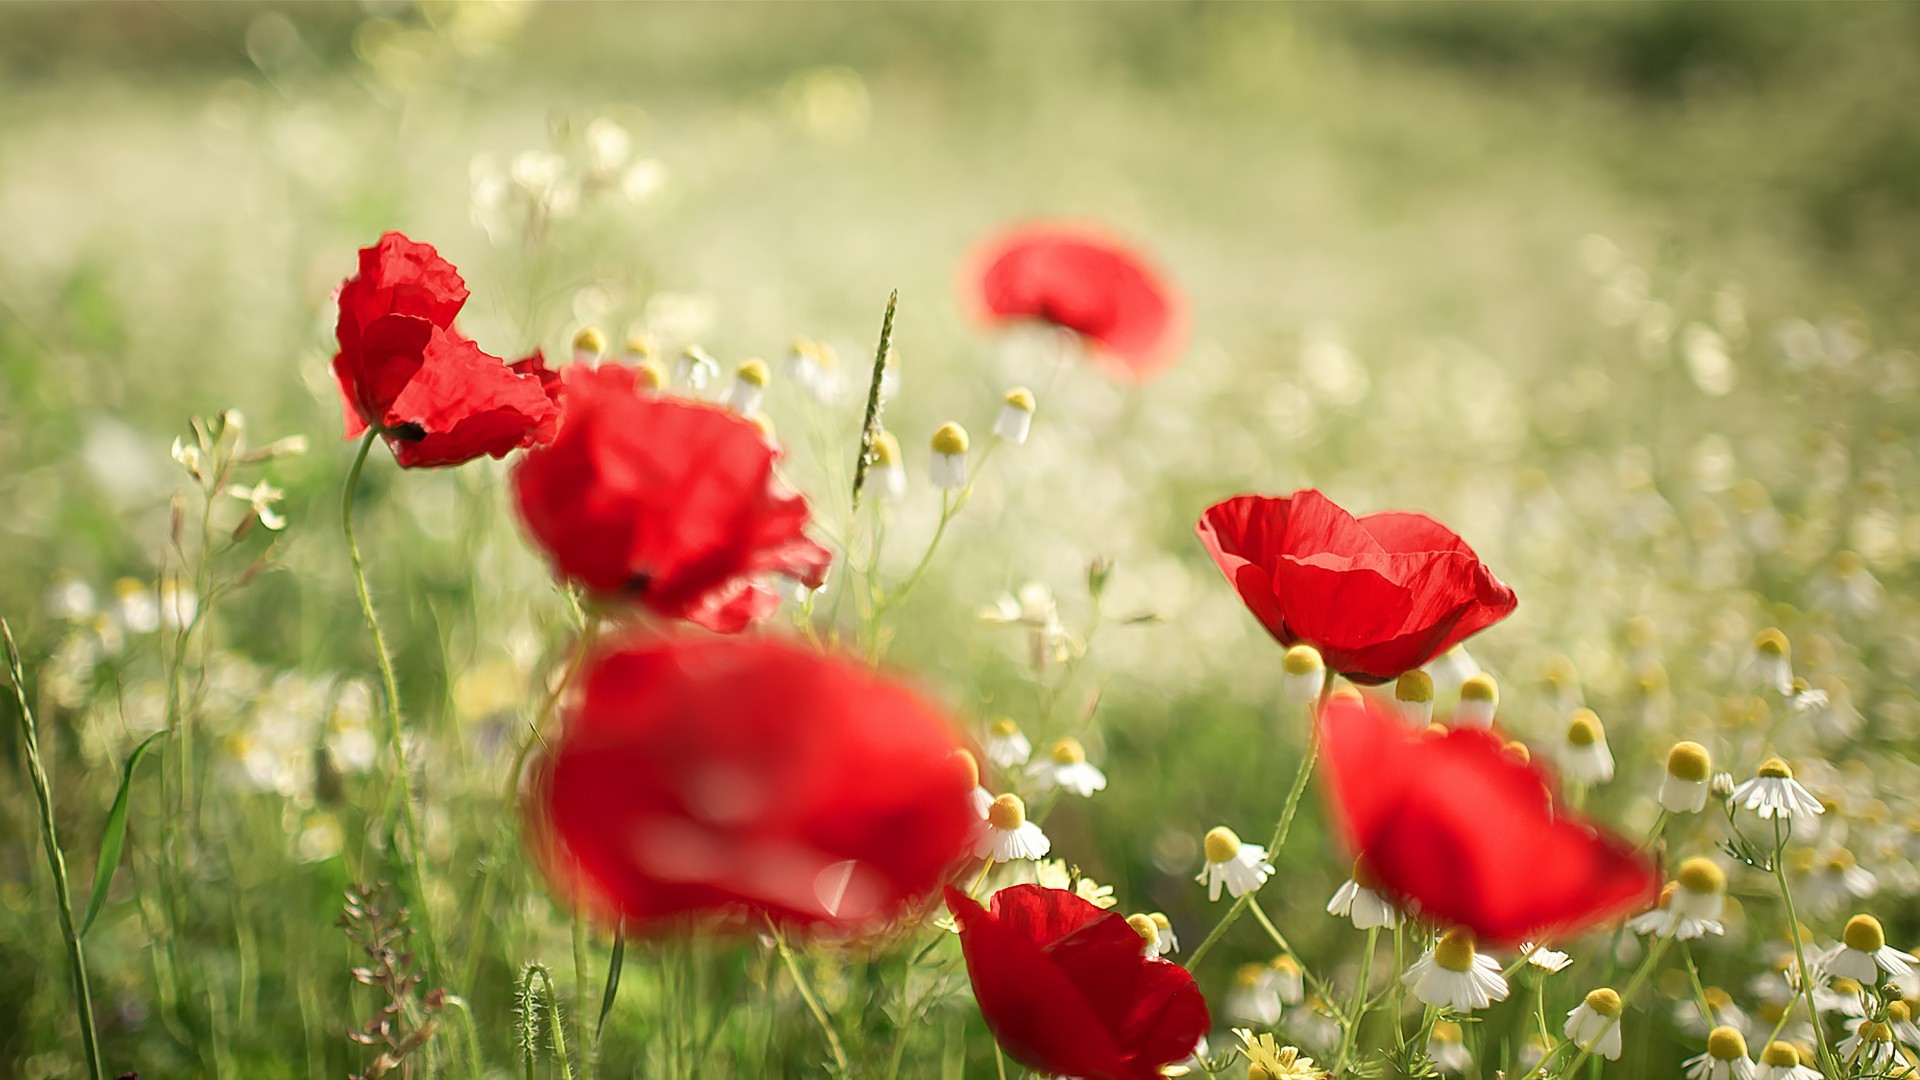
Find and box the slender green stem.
[573,912,593,1079]
[341,429,442,980]
[1771,816,1836,1074]
[1187,700,1323,972]
[1333,926,1380,1074]
[1680,943,1715,1029]
[4,620,106,1080]
[769,918,848,1076]
[1391,923,1408,1049]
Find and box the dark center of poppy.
[387,421,428,442]
[627,572,653,595]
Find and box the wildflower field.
[7,4,1920,1079]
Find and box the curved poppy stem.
[341,428,442,981]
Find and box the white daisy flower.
[1452,673,1498,730]
[1838,1016,1898,1068]
[983,717,1031,768]
[1564,987,1626,1060]
[622,330,657,366]
[929,422,969,491]
[1631,861,1728,941]
[1820,914,1915,985]
[1150,912,1179,955]
[1675,987,1751,1039]
[1197,825,1272,901]
[1227,962,1283,1025]
[1888,999,1920,1049]
[1394,671,1434,729]
[1684,1026,1755,1080]
[723,358,770,417]
[633,358,670,392]
[1125,913,1175,958]
[975,794,1048,863]
[1798,848,1877,918]
[228,481,288,531]
[1748,629,1793,694]
[1661,741,1713,814]
[782,338,837,399]
[1327,864,1400,930]
[1426,1019,1473,1075]
[1402,928,1509,1013]
[1810,550,1881,616]
[1751,1041,1820,1080]
[676,344,720,390]
[867,431,907,502]
[1730,758,1823,824]
[1281,645,1326,704]
[42,575,96,621]
[114,578,159,634]
[572,325,608,366]
[1521,942,1573,973]
[1559,709,1614,784]
[993,387,1035,444]
[1025,737,1107,797]
[1260,953,1305,1006]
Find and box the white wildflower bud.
[993,387,1036,444]
[1453,673,1498,730]
[724,358,770,416]
[1281,645,1326,703]
[573,326,608,366]
[929,422,969,490]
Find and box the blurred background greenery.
[5,3,1920,1077]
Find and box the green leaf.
[79,730,165,938]
[597,930,626,1038]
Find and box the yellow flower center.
[1002,386,1036,413]
[987,794,1026,831]
[1861,1020,1893,1042]
[1126,914,1158,943]
[1891,1000,1913,1023]
[1149,912,1171,932]
[573,325,607,355]
[872,430,902,467]
[1755,628,1789,657]
[1707,1026,1747,1061]
[1834,550,1863,576]
[1282,644,1324,676]
[1584,988,1622,1018]
[1351,859,1378,890]
[635,359,669,390]
[1395,671,1433,704]
[1567,710,1603,747]
[1760,1042,1800,1067]
[1828,850,1856,872]
[1704,987,1732,1010]
[1666,741,1711,782]
[1757,757,1793,780]
[930,422,969,456]
[1677,858,1726,896]
[1234,962,1263,987]
[1504,740,1531,763]
[624,332,656,359]
[1844,913,1886,953]
[1050,738,1086,766]
[990,717,1019,738]
[736,358,770,387]
[1431,1020,1463,1045]
[1433,928,1477,972]
[1459,673,1498,704]
[1270,954,1300,975]
[1204,826,1242,864]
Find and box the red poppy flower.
[331,231,561,468]
[1317,693,1659,944]
[968,223,1187,380]
[529,635,977,932]
[945,884,1208,1080]
[511,363,831,633]
[1196,489,1518,684]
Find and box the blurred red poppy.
[945,884,1208,1080]
[331,231,560,468]
[512,363,831,633]
[1196,489,1517,684]
[531,635,978,932]
[1317,693,1658,945]
[969,223,1187,379]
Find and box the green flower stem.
[1333,925,1380,1075]
[4,620,106,1080]
[1187,690,1324,972]
[341,429,441,981]
[1771,816,1836,1074]
[769,917,848,1077]
[1527,933,1670,1080]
